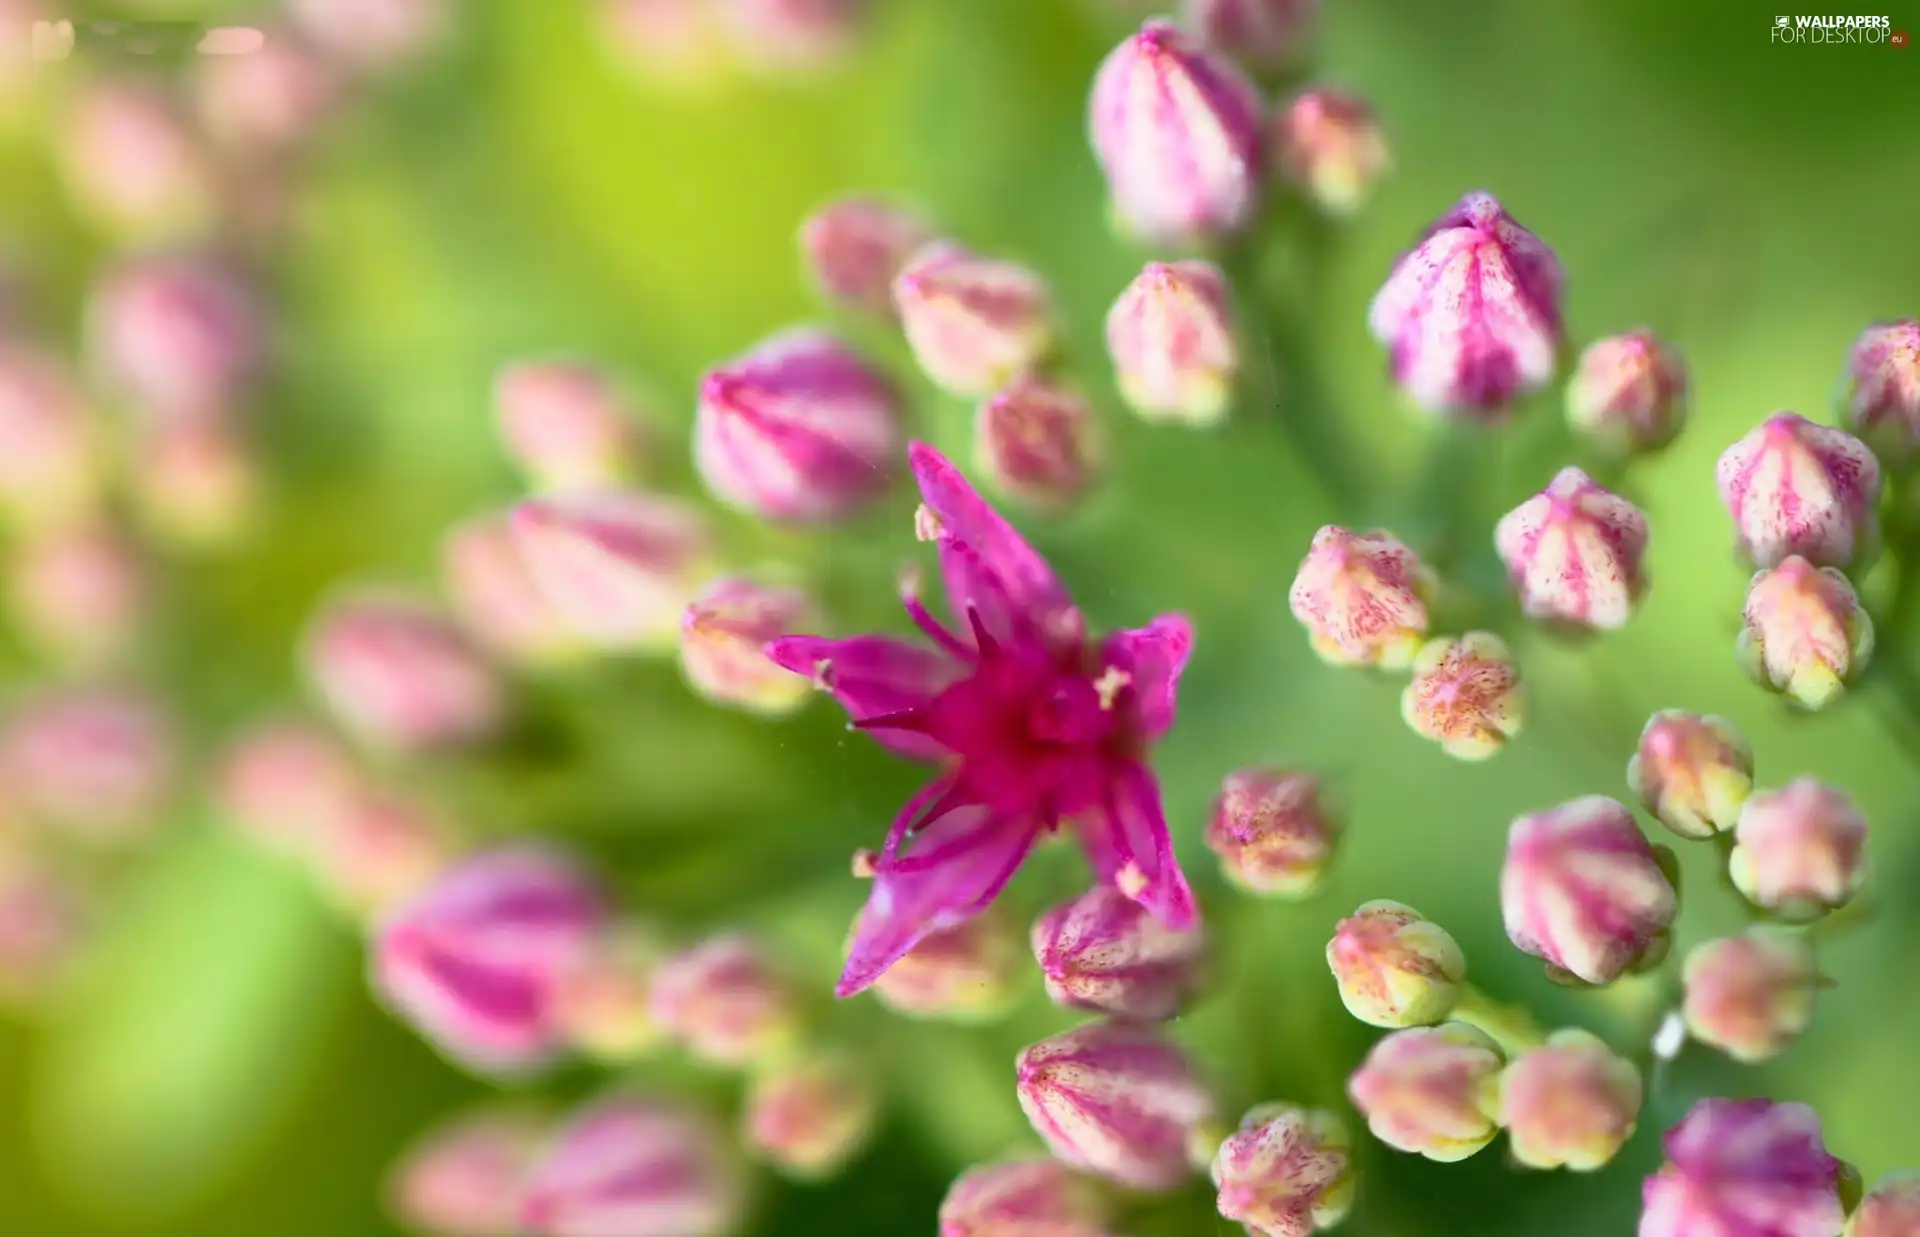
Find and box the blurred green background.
[2,1,1920,1234]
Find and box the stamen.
[809,659,835,691]
[1094,666,1132,711]
[913,503,945,542]
[850,849,878,879]
[1115,861,1149,899]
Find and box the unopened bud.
[1271,86,1389,216]
[1640,1099,1846,1237]
[388,1107,550,1237]
[1736,556,1873,710]
[495,361,648,492]
[974,375,1104,509]
[0,686,173,846]
[1729,779,1868,921]
[520,1097,743,1237]
[716,0,867,76]
[1185,0,1316,70]
[441,514,578,666]
[1106,260,1241,428]
[59,81,214,241]
[679,577,816,715]
[1032,885,1205,1020]
[1843,319,1920,465]
[939,1158,1106,1237]
[1627,710,1754,841]
[800,197,932,317]
[0,344,104,527]
[1204,768,1338,897]
[1494,467,1650,630]
[510,490,713,651]
[743,1050,878,1178]
[307,591,505,752]
[1211,1105,1356,1237]
[1497,1029,1642,1171]
[647,932,799,1067]
[1716,413,1881,569]
[1326,900,1464,1029]
[87,254,261,425]
[894,242,1055,396]
[1347,1023,1503,1162]
[312,786,458,919]
[1401,632,1525,760]
[1566,330,1687,457]
[194,26,338,153]
[131,420,259,547]
[6,523,146,670]
[1680,930,1817,1064]
[554,922,666,1063]
[1501,795,1677,986]
[215,717,358,856]
[865,907,1021,1022]
[1287,526,1434,669]
[288,0,448,73]
[1847,1175,1920,1237]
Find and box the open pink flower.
[768,444,1196,996]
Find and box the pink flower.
[1287,526,1433,669]
[1501,795,1677,985]
[1347,1023,1503,1162]
[1499,1029,1643,1171]
[767,444,1197,996]
[1400,632,1525,760]
[193,25,338,154]
[1032,884,1206,1020]
[893,243,1055,396]
[306,591,505,752]
[1211,1104,1356,1237]
[510,490,713,651]
[1367,192,1565,417]
[0,686,174,845]
[939,1158,1107,1237]
[1204,768,1338,897]
[679,577,815,715]
[1105,260,1241,428]
[1848,1175,1920,1237]
[312,786,458,919]
[1845,319,1920,463]
[442,513,578,666]
[1681,931,1817,1064]
[1716,413,1880,569]
[495,361,647,491]
[742,1050,878,1178]
[1640,1099,1845,1237]
[647,932,798,1066]
[1185,0,1317,71]
[0,343,103,526]
[1494,467,1650,630]
[87,253,261,425]
[59,81,213,239]
[520,1097,743,1237]
[1566,330,1687,456]
[1627,710,1754,841]
[5,522,147,670]
[387,1107,550,1237]
[1729,779,1868,920]
[800,197,933,317]
[1737,556,1874,710]
[215,716,359,855]
[1272,87,1389,216]
[973,375,1104,509]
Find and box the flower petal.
[1099,614,1193,740]
[1079,763,1197,929]
[765,634,959,761]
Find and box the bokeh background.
[2,1,1919,1234]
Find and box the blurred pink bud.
[495,361,648,492]
[1211,1104,1356,1237]
[1106,260,1241,428]
[307,592,505,751]
[555,922,667,1063]
[974,375,1104,509]
[1729,779,1868,921]
[389,1107,549,1237]
[1681,930,1816,1064]
[1844,319,1920,464]
[0,344,104,526]
[648,932,799,1067]
[1185,0,1316,70]
[1400,632,1525,760]
[695,328,901,521]
[893,242,1055,397]
[88,254,262,425]
[6,523,147,669]
[131,420,260,547]
[1627,710,1754,841]
[521,1097,743,1237]
[1736,556,1874,710]
[1347,1023,1502,1163]
[1494,467,1650,630]
[510,490,713,651]
[1566,330,1688,456]
[1847,1176,1920,1237]
[374,847,608,1074]
[442,514,578,666]
[194,27,338,153]
[939,1159,1107,1237]
[743,1051,879,1178]
[0,687,173,845]
[1287,526,1433,669]
[1017,1020,1216,1190]
[215,716,358,855]
[289,0,447,73]
[1498,1029,1642,1171]
[1716,413,1881,569]
[597,0,728,88]
[1272,87,1389,216]
[1640,1099,1845,1237]
[1501,795,1676,986]
[717,0,867,75]
[679,576,815,715]
[1032,885,1205,1020]
[864,907,1021,1022]
[1205,768,1338,897]
[1325,900,1464,1028]
[59,81,214,239]
[313,786,459,919]
[1368,192,1565,417]
[800,197,933,316]
[0,850,88,1003]
[1088,21,1266,245]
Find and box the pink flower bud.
[1640,1099,1845,1237]
[130,420,259,547]
[1105,260,1241,428]
[1627,710,1754,841]
[1566,330,1688,456]
[695,328,902,521]
[289,0,447,73]
[1844,319,1920,464]
[495,361,648,492]
[87,254,262,425]
[0,849,88,1003]
[1500,795,1676,986]
[307,591,505,752]
[1287,526,1434,669]
[1032,885,1205,1020]
[510,490,712,651]
[717,0,867,75]
[1729,779,1868,921]
[373,847,608,1074]
[0,344,104,526]
[679,576,815,715]
[1088,21,1266,245]
[1400,632,1525,760]
[894,242,1054,397]
[521,1097,743,1237]
[1493,467,1650,630]
[647,932,799,1067]
[555,922,667,1063]
[1204,768,1338,897]
[743,1051,878,1178]
[1847,1176,1920,1237]
[1681,931,1816,1064]
[939,1158,1107,1237]
[1716,413,1880,569]
[1272,87,1389,216]
[1015,1020,1217,1190]
[864,908,1021,1022]
[1347,1023,1503,1162]
[215,717,359,855]
[59,81,214,239]
[1736,556,1873,710]
[1498,1029,1642,1171]
[800,197,932,316]
[974,376,1104,509]
[6,523,147,670]
[313,786,458,919]
[1325,900,1464,1028]
[1185,0,1316,71]
[388,1107,549,1237]
[1367,192,1565,417]
[442,514,578,667]
[1211,1105,1356,1237]
[193,27,338,153]
[0,687,173,845]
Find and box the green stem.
[1450,983,1547,1057]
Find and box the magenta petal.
[1080,763,1197,929]
[1100,614,1193,740]
[766,634,959,761]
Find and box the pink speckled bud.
[1847,1175,1920,1237]
[1106,260,1241,428]
[1367,192,1565,417]
[1205,768,1338,897]
[1032,885,1205,1020]
[373,847,607,1075]
[521,1097,743,1237]
[864,908,1021,1022]
[510,490,713,651]
[1015,1020,1216,1190]
[1566,330,1688,457]
[0,849,88,1004]
[1088,21,1266,245]
[442,514,577,667]
[1844,320,1920,464]
[495,361,648,492]
[648,933,799,1067]
[1272,87,1389,216]
[131,420,259,547]
[0,687,173,845]
[389,1107,550,1237]
[0,344,104,526]
[1211,1105,1356,1237]
[1287,526,1433,669]
[1627,710,1754,841]
[554,922,667,1063]
[801,197,932,317]
[1639,1099,1845,1237]
[1494,467,1650,630]
[1681,930,1816,1064]
[974,376,1104,509]
[1185,0,1316,70]
[314,786,458,919]
[1501,795,1677,986]
[1716,413,1880,569]
[59,81,214,240]
[939,1158,1107,1237]
[1498,1029,1642,1171]
[894,242,1054,397]
[1729,779,1868,921]
[1736,556,1874,710]
[1347,1023,1502,1162]
[194,26,337,153]
[1401,632,1525,760]
[681,577,814,715]
[6,523,147,670]
[307,591,505,752]
[1326,900,1464,1029]
[717,0,867,75]
[289,0,447,72]
[87,254,261,425]
[215,717,358,855]
[743,1050,878,1178]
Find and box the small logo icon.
[1776,15,1791,26]
[1893,28,1912,46]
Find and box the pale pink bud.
[289,0,447,73]
[974,376,1104,508]
[1088,21,1266,245]
[1736,556,1874,710]
[695,328,901,521]
[1347,1023,1503,1162]
[1367,192,1565,417]
[495,361,647,492]
[1566,330,1687,456]
[1844,319,1920,464]
[441,514,578,666]
[1400,632,1525,760]
[1501,795,1676,986]
[1287,526,1433,669]
[59,81,214,239]
[0,687,173,845]
[388,1107,549,1237]
[0,344,104,525]
[215,717,359,855]
[1205,768,1338,897]
[521,1097,743,1237]
[939,1158,1107,1237]
[1627,710,1755,841]
[648,932,799,1067]
[1639,1099,1845,1237]
[894,243,1055,397]
[1272,87,1389,216]
[1681,931,1816,1064]
[1211,1105,1356,1237]
[1497,1029,1642,1171]
[314,786,458,919]
[88,254,262,425]
[679,576,814,715]
[0,849,88,1003]
[1105,260,1240,427]
[1494,467,1650,630]
[1185,0,1316,70]
[865,908,1021,1022]
[373,847,608,1074]
[1716,413,1881,568]
[1032,885,1205,1020]
[130,420,259,547]
[194,27,338,153]
[1729,779,1868,920]
[6,523,147,669]
[743,1051,879,1178]
[597,0,728,88]
[307,592,505,752]
[717,0,867,75]
[800,197,933,316]
[1847,1175,1920,1237]
[510,490,712,651]
[1326,900,1464,1028]
[554,922,667,1063]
